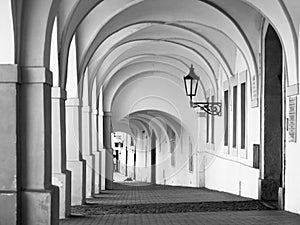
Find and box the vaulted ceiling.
[51,0,299,137]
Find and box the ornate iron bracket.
[190,101,222,116]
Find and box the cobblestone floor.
[61,211,300,225]
[60,181,300,225]
[87,182,250,205]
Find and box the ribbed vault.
[48,0,300,147]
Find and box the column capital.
[66,98,81,107]
[52,86,67,100]
[103,111,112,116]
[0,64,20,83]
[21,66,52,85]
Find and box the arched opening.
[261,25,283,204]
[112,131,138,181]
[6,0,300,223]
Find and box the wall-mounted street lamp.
[183,64,222,116]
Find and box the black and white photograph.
[1,0,300,224]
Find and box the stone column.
[19,67,59,225]
[51,87,71,218]
[135,131,145,181]
[98,112,106,191]
[81,106,95,197]
[66,98,86,205]
[91,109,101,194]
[103,111,113,189]
[0,65,19,225]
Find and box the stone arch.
[18,0,61,67]
[87,22,234,88]
[260,23,283,202]
[241,0,298,92]
[110,76,200,142]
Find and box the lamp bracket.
[190,101,222,116]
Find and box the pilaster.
[103,111,113,190]
[197,112,206,187]
[98,111,106,191]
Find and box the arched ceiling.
[52,0,300,134]
[10,0,299,91]
[75,0,258,83]
[58,0,267,88]
[110,75,200,140]
[114,110,185,145]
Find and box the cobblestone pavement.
[87,182,250,205]
[60,181,300,225]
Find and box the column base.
[20,185,59,225]
[67,160,86,205]
[0,191,17,225]
[278,187,285,210]
[259,178,280,201]
[105,178,113,190]
[52,170,71,219]
[93,151,101,194]
[83,154,95,198]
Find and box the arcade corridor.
[2,0,300,224]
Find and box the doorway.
[151,132,156,184]
[261,25,283,203]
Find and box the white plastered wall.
[204,49,260,199]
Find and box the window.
[241,83,246,149]
[224,90,229,146]
[233,86,237,148]
[189,138,193,172]
[206,97,210,143]
[130,136,134,146]
[114,143,119,148]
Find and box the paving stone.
[60,182,300,225]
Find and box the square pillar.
[98,112,106,191]
[0,65,19,225]
[81,106,95,198]
[65,98,86,205]
[51,87,71,218]
[136,132,146,181]
[19,67,59,225]
[100,148,106,190]
[103,112,113,190]
[91,109,101,194]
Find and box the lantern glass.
[183,65,199,97]
[191,78,198,96]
